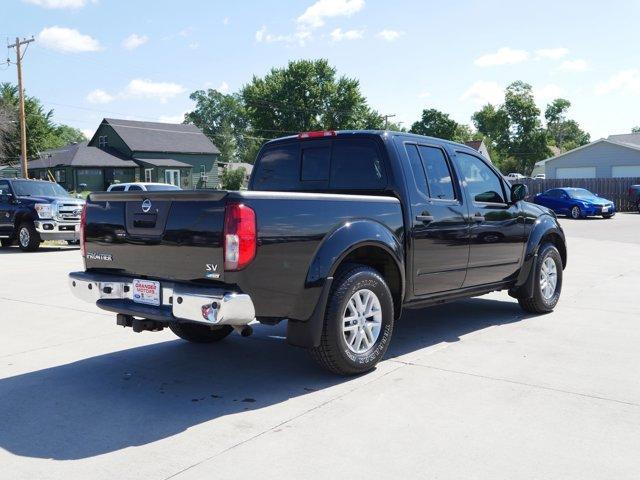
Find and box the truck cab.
[0,178,85,251]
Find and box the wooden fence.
[511,177,640,212]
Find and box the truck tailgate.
[84,190,228,282]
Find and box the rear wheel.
[517,243,563,314]
[1,238,12,248]
[570,205,583,219]
[18,222,41,251]
[169,322,233,343]
[309,265,394,376]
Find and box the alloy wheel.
[342,289,382,354]
[540,256,558,300]
[19,227,30,248]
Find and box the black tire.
[602,213,613,219]
[17,222,41,252]
[67,240,80,245]
[169,322,233,343]
[569,205,583,219]
[517,243,563,314]
[636,202,640,214]
[1,238,12,248]
[309,264,394,376]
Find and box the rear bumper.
[35,220,80,241]
[68,271,255,326]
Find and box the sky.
[1,0,639,142]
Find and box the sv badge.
[205,264,220,279]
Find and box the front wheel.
[169,322,233,343]
[570,205,583,219]
[517,243,563,314]
[602,213,613,219]
[18,222,41,252]
[309,265,394,375]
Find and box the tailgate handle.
[416,214,434,223]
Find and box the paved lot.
[1,213,639,479]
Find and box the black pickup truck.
[0,178,85,251]
[69,130,567,375]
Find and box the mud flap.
[286,277,333,348]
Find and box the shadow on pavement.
[0,297,526,460]
[0,246,79,254]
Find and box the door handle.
[472,213,485,222]
[416,214,434,223]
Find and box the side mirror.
[510,183,528,202]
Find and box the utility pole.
[382,114,396,130]
[8,36,35,178]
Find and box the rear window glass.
[253,138,387,191]
[301,147,330,181]
[252,143,300,191]
[330,139,386,190]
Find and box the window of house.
[98,136,108,148]
[55,169,66,183]
[144,168,153,182]
[417,146,456,200]
[454,152,506,204]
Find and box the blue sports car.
[534,187,616,219]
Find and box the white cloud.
[122,34,148,50]
[460,81,503,105]
[376,29,403,41]
[297,0,364,28]
[23,0,91,8]
[474,47,529,67]
[216,81,230,93]
[595,69,640,95]
[255,25,310,45]
[86,89,114,104]
[188,42,199,50]
[558,59,588,72]
[124,79,185,103]
[223,17,230,25]
[179,27,193,37]
[81,128,94,139]
[330,28,364,42]
[534,84,563,102]
[37,26,102,53]
[534,48,569,60]
[418,91,431,99]
[158,112,187,124]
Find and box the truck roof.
[263,130,482,155]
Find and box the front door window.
[165,169,180,186]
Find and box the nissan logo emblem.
[141,199,152,213]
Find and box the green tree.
[632,126,640,133]
[241,59,382,138]
[473,81,550,174]
[220,166,246,190]
[186,89,259,164]
[545,98,589,151]
[410,109,458,140]
[0,83,86,162]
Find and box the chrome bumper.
[35,220,80,241]
[68,271,255,326]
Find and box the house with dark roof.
[28,118,221,191]
[536,133,640,179]
[464,139,492,163]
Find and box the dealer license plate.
[602,206,609,212]
[132,279,161,306]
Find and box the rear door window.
[109,185,125,191]
[330,139,386,190]
[128,185,143,191]
[417,146,456,200]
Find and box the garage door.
[612,165,640,178]
[556,167,596,179]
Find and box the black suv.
[0,178,85,251]
[629,185,640,213]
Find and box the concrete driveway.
[1,213,639,479]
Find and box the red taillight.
[79,204,87,257]
[298,130,336,139]
[223,203,256,271]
